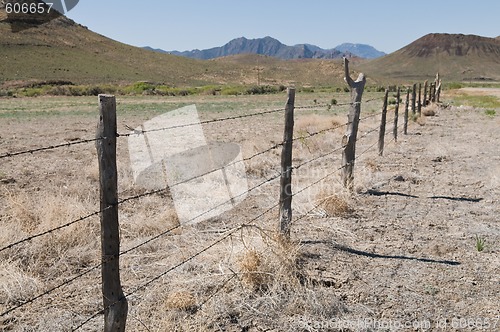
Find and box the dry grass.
[316,190,353,217]
[422,103,438,116]
[164,291,198,313]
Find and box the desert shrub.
[246,85,279,95]
[300,87,315,93]
[221,86,245,95]
[19,87,44,97]
[123,81,157,95]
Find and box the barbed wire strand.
[117,107,289,138]
[0,208,105,253]
[0,137,104,160]
[0,262,101,317]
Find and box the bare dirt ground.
[0,90,499,331]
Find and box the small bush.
[485,109,496,117]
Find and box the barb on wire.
[0,137,103,160]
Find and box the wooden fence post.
[393,87,400,142]
[341,58,366,189]
[96,94,128,332]
[417,83,422,116]
[411,83,417,115]
[378,89,389,156]
[430,83,436,103]
[403,88,410,135]
[423,80,428,107]
[278,88,295,238]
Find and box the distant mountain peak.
[334,43,386,59]
[153,37,385,60]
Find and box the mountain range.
[1,1,499,87]
[145,36,386,60]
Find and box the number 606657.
[5,2,54,14]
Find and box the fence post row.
[278,88,295,238]
[341,58,366,189]
[378,89,389,156]
[96,94,128,332]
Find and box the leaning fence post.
[96,94,128,332]
[436,79,442,103]
[378,89,389,156]
[393,87,400,142]
[278,87,295,238]
[341,57,366,189]
[404,88,410,135]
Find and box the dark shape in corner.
[2,0,79,32]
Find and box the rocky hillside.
[356,33,500,82]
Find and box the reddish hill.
[356,33,500,82]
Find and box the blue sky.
[66,0,500,54]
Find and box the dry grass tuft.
[422,104,438,116]
[316,191,353,217]
[164,291,198,313]
[295,114,343,133]
[0,261,42,307]
[238,249,268,290]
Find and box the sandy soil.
[0,91,499,331]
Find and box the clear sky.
[65,0,500,54]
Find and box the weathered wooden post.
[436,79,442,103]
[278,88,295,238]
[411,83,417,115]
[403,88,410,135]
[96,95,128,332]
[378,89,389,156]
[423,80,428,107]
[417,83,422,116]
[430,83,436,103]
[341,58,366,189]
[393,87,400,142]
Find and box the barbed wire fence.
[0,65,441,330]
